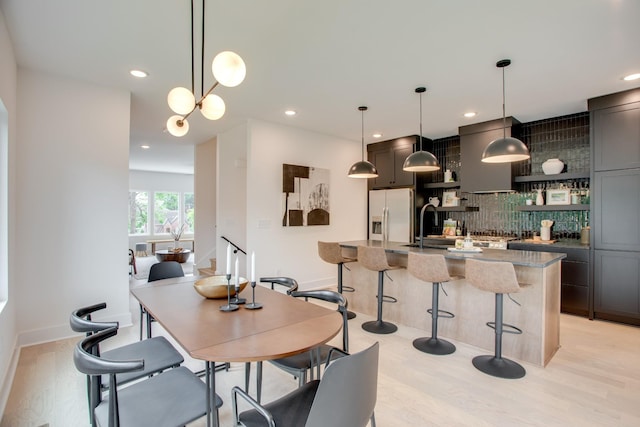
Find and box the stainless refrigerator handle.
[383,207,389,241]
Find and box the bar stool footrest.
[472,355,526,379]
[362,320,397,334]
[413,337,456,355]
[378,295,397,304]
[342,286,355,293]
[427,308,455,319]
[486,322,522,335]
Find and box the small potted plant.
[170,223,186,252]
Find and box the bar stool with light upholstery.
[465,258,526,379]
[407,252,457,355]
[357,245,402,334]
[318,241,357,319]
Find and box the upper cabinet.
[367,136,422,189]
[459,117,520,193]
[589,88,640,172]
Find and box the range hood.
[459,117,521,193]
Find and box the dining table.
[130,276,343,427]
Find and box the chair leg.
[338,263,356,319]
[244,362,250,393]
[256,361,263,404]
[472,293,526,379]
[413,282,456,355]
[139,304,144,341]
[362,271,397,334]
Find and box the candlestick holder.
[245,281,263,310]
[230,281,246,305]
[219,274,239,312]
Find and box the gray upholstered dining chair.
[232,342,379,427]
[73,326,222,427]
[140,261,185,340]
[70,302,185,426]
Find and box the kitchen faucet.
[419,203,438,249]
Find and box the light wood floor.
[2,293,639,427]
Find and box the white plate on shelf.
[447,247,483,253]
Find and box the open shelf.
[516,204,590,212]
[436,206,479,212]
[423,182,460,189]
[513,172,590,183]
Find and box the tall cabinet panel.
[589,87,640,325]
[367,136,421,189]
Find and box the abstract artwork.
[282,163,330,226]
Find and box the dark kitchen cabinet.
[594,249,640,325]
[459,117,521,193]
[509,243,590,317]
[589,87,640,326]
[589,89,640,172]
[367,136,420,189]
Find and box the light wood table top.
[131,278,343,363]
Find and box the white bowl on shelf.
[542,158,564,175]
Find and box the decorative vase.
[542,158,564,175]
[536,189,544,206]
[173,239,179,251]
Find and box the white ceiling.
[2,0,639,175]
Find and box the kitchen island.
[340,240,566,366]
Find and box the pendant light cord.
[190,0,194,96]
[502,64,506,140]
[201,0,205,99]
[418,90,423,151]
[361,108,365,161]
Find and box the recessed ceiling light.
[141,145,150,149]
[284,110,296,116]
[372,133,382,138]
[464,112,477,118]
[130,69,148,78]
[623,73,640,81]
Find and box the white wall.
[194,138,217,270]
[14,69,131,341]
[0,7,19,414]
[128,170,194,252]
[217,119,368,289]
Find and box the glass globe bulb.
[212,51,246,87]
[167,87,196,115]
[200,94,226,120]
[166,115,189,137]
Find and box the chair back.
[318,241,348,265]
[407,252,451,283]
[305,342,379,427]
[260,276,299,294]
[148,261,185,282]
[70,303,118,336]
[357,245,391,272]
[465,258,521,294]
[291,290,349,352]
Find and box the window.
[154,191,180,234]
[128,190,149,235]
[183,192,195,233]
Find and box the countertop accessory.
[348,106,379,178]
[402,87,440,172]
[447,247,483,253]
[194,275,248,300]
[580,226,590,245]
[540,219,554,241]
[481,59,530,163]
[166,1,246,137]
[542,158,565,175]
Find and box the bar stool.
[465,258,526,379]
[318,241,357,319]
[407,252,456,355]
[357,245,401,334]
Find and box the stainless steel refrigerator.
[368,188,414,243]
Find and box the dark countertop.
[340,240,566,268]
[509,239,590,250]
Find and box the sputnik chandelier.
[166,0,246,137]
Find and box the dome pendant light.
[403,87,440,172]
[482,59,530,163]
[348,106,379,178]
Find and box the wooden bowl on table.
[193,275,248,299]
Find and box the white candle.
[251,251,256,282]
[234,256,239,286]
[226,243,231,275]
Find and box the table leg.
[205,361,219,427]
